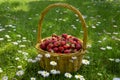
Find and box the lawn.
[0,0,120,80]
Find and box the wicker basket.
[36,3,87,73]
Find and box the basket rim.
[35,37,85,57]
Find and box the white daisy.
[17,50,22,53]
[98,40,102,43]
[7,39,11,42]
[100,47,106,50]
[22,37,26,40]
[97,73,102,76]
[2,76,8,80]
[0,28,5,32]
[23,39,27,42]
[72,56,77,60]
[22,52,28,56]
[50,69,60,75]
[87,44,92,48]
[91,25,96,28]
[35,57,41,61]
[5,35,10,38]
[71,25,77,29]
[19,45,26,48]
[17,65,22,69]
[113,25,117,28]
[38,71,49,77]
[82,59,90,65]
[45,53,51,58]
[33,30,36,33]
[115,59,120,63]
[38,71,43,74]
[30,77,36,80]
[16,34,21,37]
[109,58,114,61]
[17,40,21,43]
[0,38,4,41]
[27,58,33,62]
[75,74,85,80]
[13,29,16,31]
[106,46,112,50]
[28,17,32,20]
[113,32,118,35]
[64,72,72,78]
[31,60,37,63]
[22,37,26,39]
[15,57,20,61]
[16,70,24,76]
[113,77,120,80]
[12,42,18,45]
[0,68,3,73]
[37,54,43,58]
[50,61,57,66]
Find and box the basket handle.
[37,3,87,51]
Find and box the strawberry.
[75,44,82,50]
[52,37,57,41]
[73,37,79,42]
[63,45,68,49]
[53,41,60,47]
[47,43,53,50]
[58,46,64,52]
[53,47,59,52]
[40,43,46,50]
[60,41,66,46]
[44,40,50,46]
[48,48,54,52]
[64,49,71,53]
[62,33,68,39]
[69,39,74,44]
[40,33,82,54]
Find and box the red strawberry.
[60,41,66,45]
[62,34,68,39]
[53,41,60,47]
[75,44,82,50]
[58,46,64,52]
[44,40,50,46]
[52,37,57,41]
[40,43,46,50]
[63,45,68,49]
[53,47,59,52]
[77,40,82,44]
[69,39,74,44]
[64,49,71,53]
[48,48,54,52]
[47,43,53,50]
[73,37,79,42]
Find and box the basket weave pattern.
[36,3,87,73]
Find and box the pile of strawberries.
[40,34,82,54]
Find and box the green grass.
[0,0,120,80]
